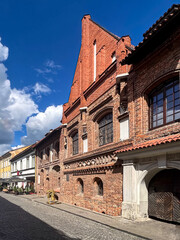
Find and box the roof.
[116,133,180,154]
[10,144,36,162]
[122,4,180,65]
[90,19,121,41]
[0,146,29,159]
[34,125,62,148]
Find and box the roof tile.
[116,133,180,153]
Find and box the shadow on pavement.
[0,196,79,240]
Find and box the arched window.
[99,113,113,146]
[52,165,60,172]
[94,177,103,196]
[149,77,180,129]
[77,178,84,194]
[72,132,78,155]
[54,141,59,159]
[46,147,50,161]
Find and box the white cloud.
[0,38,39,155]
[21,105,63,145]
[35,68,51,74]
[0,39,63,156]
[35,59,62,77]
[11,145,25,150]
[33,82,51,95]
[0,39,8,61]
[45,60,62,69]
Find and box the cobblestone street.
[0,193,145,240]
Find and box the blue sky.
[0,0,178,154]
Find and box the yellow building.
[0,146,29,183]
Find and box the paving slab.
[18,193,180,240]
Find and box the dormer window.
[149,77,180,129]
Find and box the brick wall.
[127,29,180,143]
[60,165,123,216]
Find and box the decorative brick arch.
[92,106,113,122]
[93,177,103,196]
[76,178,84,194]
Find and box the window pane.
[167,95,173,102]
[175,112,180,120]
[157,92,163,101]
[167,115,173,123]
[175,105,180,113]
[157,112,163,120]
[175,91,180,99]
[167,101,173,110]
[157,99,163,107]
[157,119,163,126]
[175,98,180,106]
[157,105,163,113]
[174,83,180,92]
[166,108,173,116]
[153,121,156,128]
[153,103,156,111]
[166,87,173,96]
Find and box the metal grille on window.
[150,78,180,129]
[72,132,78,155]
[99,113,113,146]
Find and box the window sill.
[149,120,180,132]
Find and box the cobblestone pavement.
[0,193,146,240]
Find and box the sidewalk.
[19,194,180,240]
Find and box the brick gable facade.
[59,15,132,215]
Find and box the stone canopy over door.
[118,141,180,221]
[148,169,180,223]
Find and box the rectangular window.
[15,162,17,171]
[26,157,29,169]
[66,174,69,182]
[83,137,88,153]
[20,160,22,170]
[32,156,35,168]
[99,113,113,146]
[72,132,78,155]
[120,117,129,140]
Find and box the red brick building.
[35,5,180,222]
[35,127,61,198]
[117,4,180,222]
[60,14,133,216]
